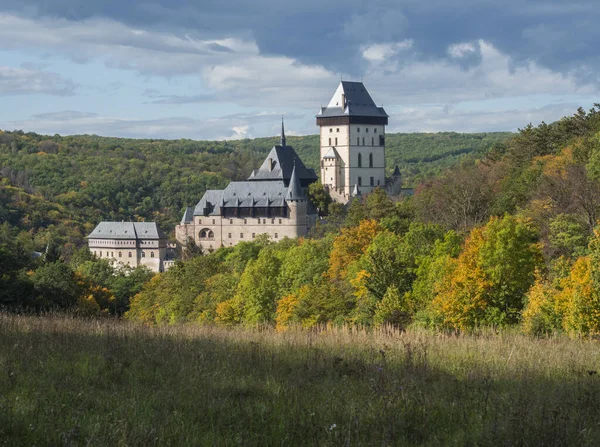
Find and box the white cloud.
[0,65,76,95]
[1,110,306,140]
[362,40,413,62]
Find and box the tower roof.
[317,81,388,119]
[248,144,317,185]
[286,164,304,201]
[280,118,286,147]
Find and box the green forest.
[3,105,600,336]
[0,129,509,247]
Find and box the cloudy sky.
[0,0,598,140]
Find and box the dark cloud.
[1,0,599,80]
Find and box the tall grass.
[1,314,600,445]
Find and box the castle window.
[358,153,362,168]
[279,219,282,224]
[212,219,215,224]
[374,128,377,133]
[357,127,360,132]
[230,219,233,224]
[329,128,332,133]
[257,219,261,224]
[275,233,278,239]
[370,177,374,186]
[208,230,214,239]
[119,251,122,258]
[142,252,145,258]
[329,137,331,145]
[252,233,256,238]
[198,219,202,224]
[369,153,373,167]
[263,219,266,224]
[150,252,154,258]
[357,137,360,145]
[336,128,339,132]
[378,179,380,185]
[129,252,132,258]
[228,233,232,238]
[244,219,247,224]
[106,252,109,257]
[366,128,369,133]
[271,219,275,224]
[362,137,365,145]
[372,137,374,146]
[240,233,244,239]
[358,177,362,186]
[335,137,338,145]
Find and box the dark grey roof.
[181,206,194,224]
[248,145,317,185]
[317,81,388,118]
[286,165,305,201]
[87,221,168,240]
[192,181,294,216]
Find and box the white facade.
[176,204,316,253]
[316,81,388,202]
[87,222,170,273]
[319,123,386,198]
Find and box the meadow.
[1,314,600,446]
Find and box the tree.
[428,215,542,330]
[235,249,282,325]
[373,286,411,329]
[328,219,381,281]
[307,181,332,216]
[31,262,81,309]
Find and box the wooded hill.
[0,129,510,248]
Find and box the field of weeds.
[1,314,600,445]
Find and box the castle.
[87,221,172,273]
[176,81,392,251]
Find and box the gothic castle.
[176,81,398,251]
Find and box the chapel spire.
[280,117,286,147]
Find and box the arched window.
[129,252,132,258]
[118,251,122,258]
[199,229,213,240]
[150,252,154,258]
[369,153,373,167]
[142,252,146,258]
[358,153,362,167]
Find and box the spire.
[280,117,286,147]
[286,162,304,201]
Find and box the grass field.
[1,314,600,446]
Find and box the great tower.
[317,81,388,202]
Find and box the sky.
[0,0,598,140]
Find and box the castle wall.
[176,205,314,252]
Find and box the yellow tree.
[328,219,381,281]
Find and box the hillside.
[0,129,510,246]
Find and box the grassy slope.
[2,314,600,445]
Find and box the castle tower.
[316,81,388,202]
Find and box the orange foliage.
[275,293,300,332]
[328,219,381,280]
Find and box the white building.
[176,123,319,252]
[317,81,389,202]
[87,221,170,273]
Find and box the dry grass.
[2,314,600,445]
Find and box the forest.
[3,105,600,336]
[0,129,509,248]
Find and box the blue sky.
[0,0,598,140]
